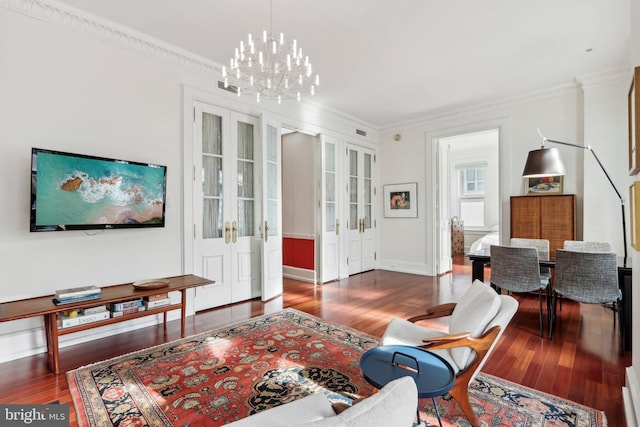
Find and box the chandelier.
[222,2,319,103]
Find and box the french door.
[346,144,376,275]
[192,102,261,311]
[317,135,341,283]
[259,116,283,301]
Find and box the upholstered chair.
[489,245,550,337]
[563,240,611,252]
[510,237,551,280]
[382,280,518,427]
[551,249,622,352]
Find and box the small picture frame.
[525,176,563,195]
[383,182,417,218]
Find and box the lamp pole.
[543,137,628,260]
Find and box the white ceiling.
[56,0,631,128]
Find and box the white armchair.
[382,280,518,427]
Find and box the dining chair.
[551,249,622,352]
[510,238,551,281]
[489,245,550,337]
[563,240,611,252]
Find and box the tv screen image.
[31,148,167,232]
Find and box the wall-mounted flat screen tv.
[30,148,167,232]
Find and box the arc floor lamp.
[522,130,627,260]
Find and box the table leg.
[180,289,187,338]
[471,259,486,282]
[432,397,443,427]
[618,268,632,353]
[47,313,60,374]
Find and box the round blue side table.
[360,345,456,427]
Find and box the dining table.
[465,247,633,352]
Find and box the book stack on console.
[54,286,101,305]
[110,299,145,317]
[143,292,171,310]
[57,305,109,328]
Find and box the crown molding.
[0,0,219,76]
[575,67,631,87]
[382,83,579,133]
[1,0,378,136]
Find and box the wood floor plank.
[0,263,630,426]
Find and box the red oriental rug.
[68,309,606,427]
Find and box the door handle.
[336,219,340,235]
[224,221,231,244]
[232,221,238,243]
[264,220,269,242]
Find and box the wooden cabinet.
[510,194,576,256]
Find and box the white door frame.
[427,118,509,276]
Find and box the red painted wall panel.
[283,238,314,270]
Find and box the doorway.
[281,128,318,283]
[436,128,500,271]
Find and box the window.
[462,167,485,196]
[458,165,486,228]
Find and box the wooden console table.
[0,274,213,373]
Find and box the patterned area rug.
[68,309,606,426]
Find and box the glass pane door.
[236,120,254,237]
[202,112,223,239]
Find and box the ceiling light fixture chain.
[222,0,319,104]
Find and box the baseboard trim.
[624,366,640,427]
[283,266,316,283]
[0,310,182,364]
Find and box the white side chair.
[382,280,518,427]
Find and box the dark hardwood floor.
[0,262,630,426]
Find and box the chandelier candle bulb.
[223,25,318,102]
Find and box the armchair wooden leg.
[449,382,479,427]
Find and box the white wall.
[377,86,585,275]
[0,4,377,362]
[582,77,631,256]
[626,0,640,423]
[282,132,316,239]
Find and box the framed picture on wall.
[524,176,563,195]
[383,182,417,218]
[629,66,640,175]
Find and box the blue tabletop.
[360,345,456,398]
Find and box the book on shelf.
[143,297,172,309]
[53,293,101,305]
[110,299,143,312]
[80,305,108,315]
[145,292,169,302]
[110,306,146,317]
[57,310,110,328]
[55,285,101,300]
